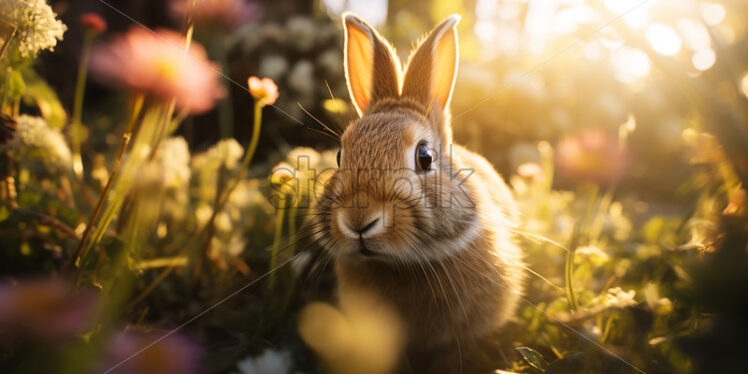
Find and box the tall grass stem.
[70,32,95,178]
[71,95,144,273]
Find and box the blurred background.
[40,0,748,194]
[1,0,747,373]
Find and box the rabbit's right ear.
[343,13,401,117]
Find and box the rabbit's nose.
[338,213,384,239]
[358,218,380,235]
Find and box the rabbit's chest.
[336,244,519,348]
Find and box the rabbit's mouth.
[355,236,392,259]
[359,246,378,257]
[358,237,378,257]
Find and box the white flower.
[287,60,314,97]
[142,137,191,190]
[195,203,213,226]
[316,49,341,75]
[208,232,246,267]
[284,147,339,205]
[286,16,316,51]
[575,245,610,266]
[11,115,71,169]
[286,147,320,167]
[131,137,191,220]
[192,138,244,171]
[236,349,293,374]
[597,287,636,309]
[224,233,246,257]
[227,23,262,54]
[214,211,232,233]
[258,55,289,81]
[0,0,67,57]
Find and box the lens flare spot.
[611,47,651,84]
[603,0,650,29]
[739,72,748,99]
[700,2,726,26]
[474,20,497,42]
[692,49,716,71]
[646,23,682,56]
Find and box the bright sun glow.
[692,49,716,71]
[676,18,711,51]
[603,0,651,29]
[612,47,651,84]
[740,72,748,99]
[700,2,726,26]
[475,20,497,42]
[647,23,682,56]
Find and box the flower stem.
[197,100,262,254]
[565,222,582,312]
[215,39,234,139]
[600,313,615,344]
[240,101,264,178]
[268,196,286,290]
[0,27,17,63]
[127,101,265,308]
[202,100,263,242]
[70,32,95,179]
[288,204,297,252]
[70,95,144,273]
[12,208,79,241]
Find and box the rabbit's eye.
[336,149,341,167]
[416,144,432,171]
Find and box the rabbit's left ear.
[402,15,460,113]
[343,12,401,117]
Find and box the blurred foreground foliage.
[1,0,748,373]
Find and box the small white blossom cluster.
[139,137,192,222]
[141,137,191,190]
[191,140,273,267]
[203,178,273,267]
[10,115,71,169]
[226,15,345,120]
[192,138,244,171]
[0,0,67,57]
[596,287,637,309]
[284,146,337,202]
[575,245,610,266]
[236,349,295,374]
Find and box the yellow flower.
[322,98,349,115]
[247,76,279,106]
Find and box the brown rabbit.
[312,12,524,373]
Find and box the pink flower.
[80,13,107,34]
[89,27,224,114]
[102,331,203,374]
[517,162,545,182]
[0,279,98,343]
[248,76,278,106]
[556,129,629,185]
[169,0,260,30]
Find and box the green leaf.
[516,346,550,371]
[0,205,10,222]
[641,216,665,244]
[101,235,125,261]
[6,69,25,101]
[21,70,68,128]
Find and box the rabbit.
[312,12,524,373]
